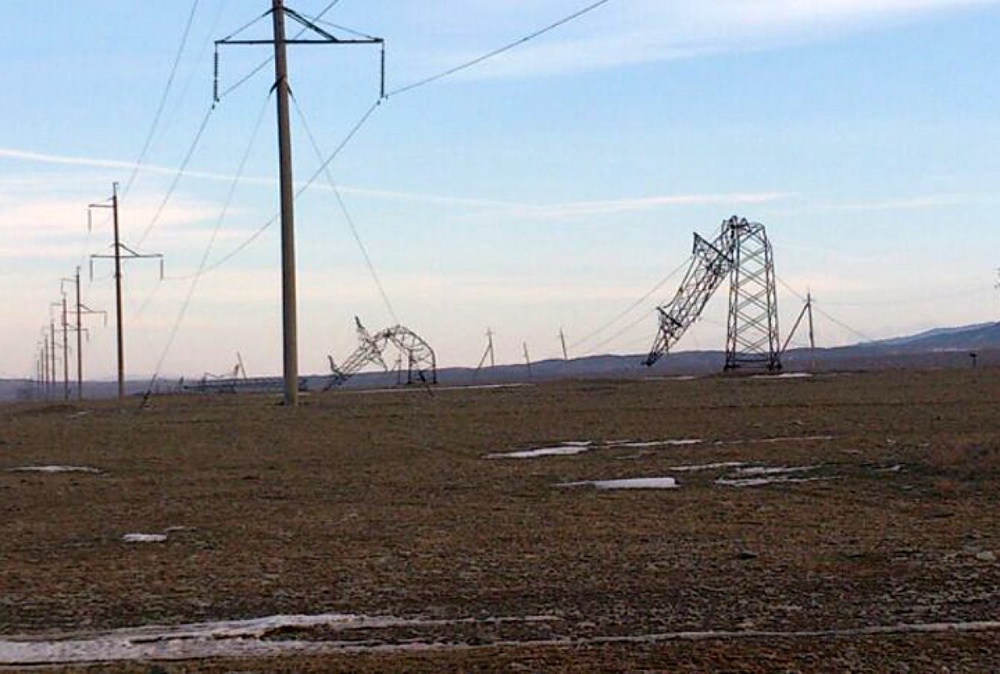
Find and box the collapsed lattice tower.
[644,216,781,372]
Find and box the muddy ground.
[1,369,999,671]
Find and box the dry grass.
[1,368,999,671]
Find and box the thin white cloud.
[422,0,1000,79]
[1,145,790,220]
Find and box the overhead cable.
[291,92,400,325]
[386,0,614,98]
[123,0,201,198]
[142,93,273,397]
[570,255,692,351]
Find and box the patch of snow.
[0,613,561,666]
[757,435,835,444]
[608,439,702,448]
[716,476,830,488]
[7,465,101,474]
[735,465,820,477]
[438,383,534,392]
[668,462,746,472]
[559,477,679,490]
[750,372,813,380]
[2,615,999,665]
[122,533,168,544]
[487,443,593,459]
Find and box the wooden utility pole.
[41,337,49,399]
[49,319,57,399]
[61,296,69,400]
[75,269,83,399]
[64,267,104,400]
[90,183,163,400]
[806,291,816,368]
[559,327,568,361]
[272,0,299,406]
[216,2,383,405]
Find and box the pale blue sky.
[1,1,999,379]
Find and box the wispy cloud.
[418,0,1000,79]
[1,145,790,220]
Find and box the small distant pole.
[61,295,69,400]
[523,341,532,378]
[49,319,57,399]
[559,327,569,361]
[64,267,105,400]
[76,269,82,398]
[807,292,816,368]
[476,328,496,371]
[970,352,978,369]
[41,335,50,399]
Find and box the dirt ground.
[1,368,999,671]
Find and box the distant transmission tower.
[645,216,782,372]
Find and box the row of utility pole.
[33,183,161,401]
[32,1,377,405]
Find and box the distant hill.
[871,322,1000,350]
[4,321,1000,402]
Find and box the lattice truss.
[645,216,781,372]
[326,318,437,389]
[724,220,781,371]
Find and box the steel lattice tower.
[723,218,781,372]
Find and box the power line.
[135,104,217,248]
[143,93,273,396]
[570,255,692,351]
[123,0,202,198]
[196,0,617,275]
[386,0,614,98]
[291,92,400,324]
[177,98,382,279]
[775,274,875,344]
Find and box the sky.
[1,0,999,381]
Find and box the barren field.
[1,369,999,672]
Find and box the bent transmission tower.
[326,318,437,389]
[644,216,781,372]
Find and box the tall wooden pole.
[272,0,299,406]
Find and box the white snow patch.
[2,616,998,665]
[735,465,820,477]
[438,383,534,392]
[559,477,679,490]
[122,533,168,544]
[716,476,830,488]
[668,462,746,472]
[757,435,836,444]
[7,465,101,474]
[487,442,592,459]
[608,439,702,448]
[751,372,813,380]
[0,613,561,666]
